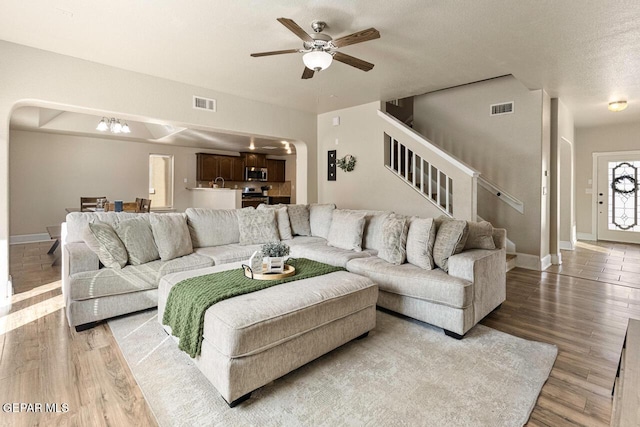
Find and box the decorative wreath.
[337,154,357,172]
[611,174,638,195]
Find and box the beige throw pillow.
[327,210,367,252]
[433,219,469,272]
[464,221,496,250]
[309,203,336,239]
[84,220,128,269]
[237,209,280,245]
[149,213,193,261]
[114,216,160,265]
[378,214,409,265]
[256,205,293,240]
[287,204,311,236]
[406,217,437,270]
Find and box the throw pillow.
[362,211,391,251]
[433,219,469,272]
[114,216,160,265]
[256,205,293,240]
[309,203,336,239]
[406,217,437,270]
[84,220,128,269]
[327,210,367,252]
[465,221,496,250]
[287,204,311,236]
[237,209,280,245]
[378,214,409,265]
[149,213,193,261]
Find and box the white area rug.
[109,310,557,427]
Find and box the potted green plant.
[261,242,290,273]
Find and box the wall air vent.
[193,96,216,112]
[490,101,514,116]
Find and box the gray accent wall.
[412,76,547,259]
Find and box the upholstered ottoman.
[157,262,378,406]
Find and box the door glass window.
[608,161,640,231]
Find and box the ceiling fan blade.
[250,49,300,57]
[301,67,315,79]
[332,51,375,72]
[277,18,314,43]
[332,28,380,48]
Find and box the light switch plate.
[332,116,340,126]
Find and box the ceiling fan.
[250,18,380,79]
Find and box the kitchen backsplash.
[195,180,292,196]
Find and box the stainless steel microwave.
[245,167,268,181]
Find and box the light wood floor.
[2,240,639,426]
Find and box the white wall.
[575,122,640,238]
[9,130,241,236]
[0,41,317,298]
[317,102,449,218]
[412,76,545,259]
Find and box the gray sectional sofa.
[61,204,506,338]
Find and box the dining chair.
[80,196,106,212]
[136,198,151,213]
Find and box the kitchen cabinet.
[242,153,267,168]
[196,154,244,182]
[267,159,286,182]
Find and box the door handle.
[599,201,603,205]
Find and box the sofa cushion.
[309,203,336,239]
[84,221,128,269]
[361,211,392,251]
[433,219,469,272]
[287,204,311,236]
[346,257,472,309]
[378,214,409,265]
[185,208,242,248]
[66,212,145,243]
[290,242,375,268]
[194,244,262,265]
[406,217,437,270]
[70,253,213,300]
[114,216,160,265]
[327,210,366,252]
[237,209,280,245]
[257,205,293,240]
[465,221,496,250]
[284,236,327,247]
[150,213,193,261]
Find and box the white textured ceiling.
[1,0,639,127]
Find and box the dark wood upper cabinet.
[267,159,286,182]
[196,153,244,182]
[242,153,267,168]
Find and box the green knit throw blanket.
[162,258,345,358]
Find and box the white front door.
[597,154,640,244]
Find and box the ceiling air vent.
[193,96,216,112]
[490,101,514,116]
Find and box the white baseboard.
[10,233,52,245]
[515,253,553,271]
[550,253,562,265]
[577,232,596,241]
[559,240,575,250]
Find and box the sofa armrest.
[65,242,99,276]
[448,248,506,326]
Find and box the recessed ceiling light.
[608,100,628,112]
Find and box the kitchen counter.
[187,188,242,209]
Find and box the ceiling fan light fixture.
[303,50,332,71]
[608,100,628,112]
